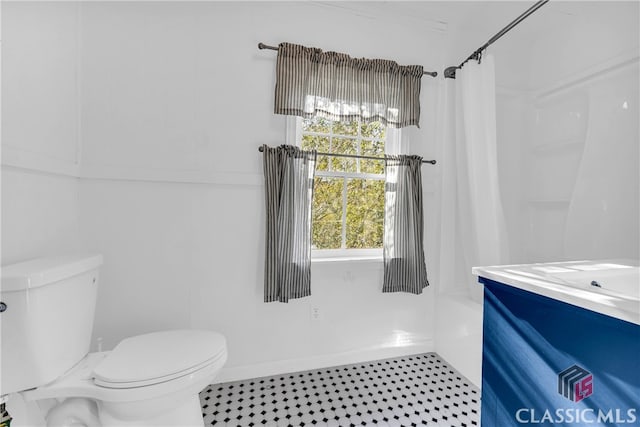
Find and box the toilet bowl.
[1,255,228,427]
[23,330,227,427]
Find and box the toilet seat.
[22,330,227,404]
[93,330,226,388]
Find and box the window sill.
[312,256,383,264]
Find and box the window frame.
[287,116,400,261]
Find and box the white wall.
[1,2,83,265]
[76,2,444,380]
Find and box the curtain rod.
[258,43,438,78]
[258,145,437,165]
[444,0,549,79]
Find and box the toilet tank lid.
[1,254,103,292]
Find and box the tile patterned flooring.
[200,353,480,426]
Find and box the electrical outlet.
[310,307,322,320]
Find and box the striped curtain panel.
[383,155,430,294]
[274,42,423,128]
[262,144,317,303]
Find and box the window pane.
[330,138,357,172]
[346,179,384,249]
[302,135,330,171]
[303,117,332,133]
[300,118,388,252]
[333,120,359,137]
[312,177,344,249]
[361,139,385,174]
[360,121,386,139]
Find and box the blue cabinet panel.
[480,278,640,426]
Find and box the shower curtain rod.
[444,0,549,79]
[258,43,438,77]
[258,145,437,165]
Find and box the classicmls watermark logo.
[515,364,637,424]
[558,364,593,402]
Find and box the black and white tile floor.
[200,353,480,427]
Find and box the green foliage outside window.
[300,117,386,250]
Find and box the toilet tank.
[1,254,103,395]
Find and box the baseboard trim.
[214,339,434,384]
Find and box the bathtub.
[546,264,639,300]
[434,294,482,388]
[473,259,640,325]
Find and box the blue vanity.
[473,261,640,426]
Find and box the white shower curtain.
[439,54,510,302]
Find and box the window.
[292,117,397,257]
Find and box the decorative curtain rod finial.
[258,42,278,51]
[444,66,458,79]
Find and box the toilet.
[0,255,227,427]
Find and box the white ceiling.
[311,1,639,63]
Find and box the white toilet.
[0,255,227,427]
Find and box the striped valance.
[274,43,423,128]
